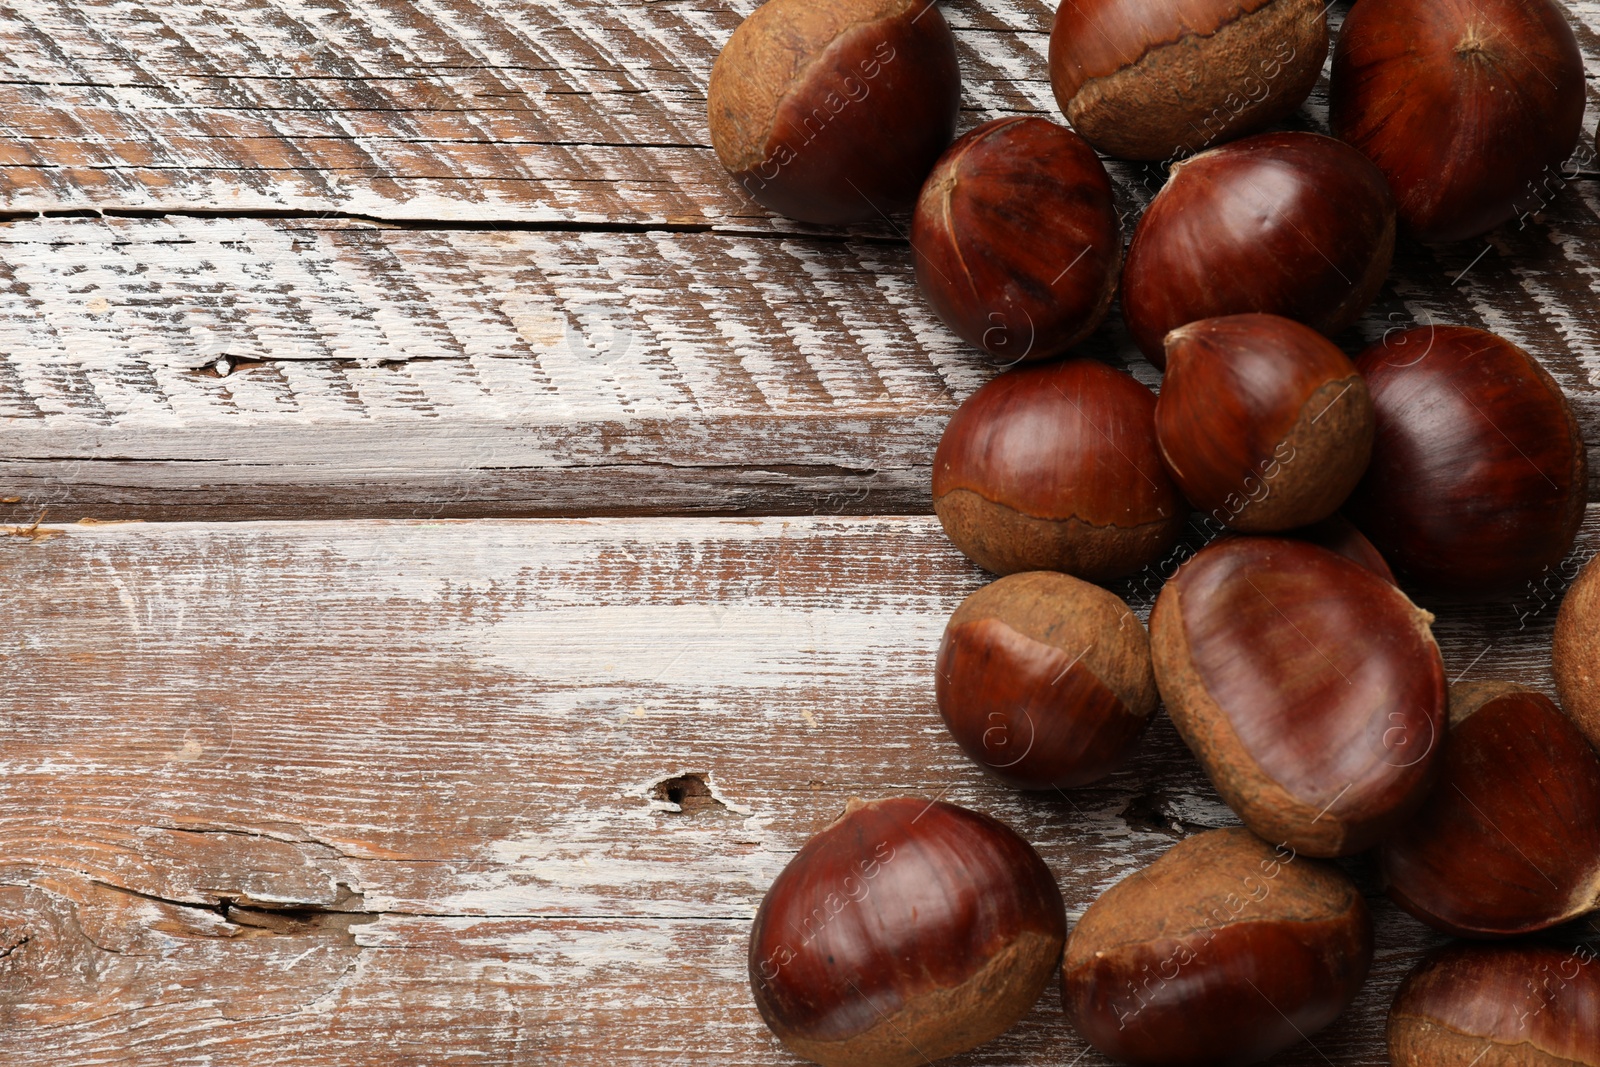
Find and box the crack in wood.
[0,206,925,244]
[88,879,378,943]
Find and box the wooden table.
[1,1,1597,1063]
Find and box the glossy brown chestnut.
[936,572,1156,789]
[1063,828,1372,1066]
[1287,514,1396,585]
[1345,326,1587,594]
[1122,133,1395,366]
[1555,556,1600,752]
[933,359,1186,580]
[1150,537,1448,856]
[1331,0,1585,243]
[1157,314,1375,532]
[912,117,1120,364]
[1378,683,1600,938]
[749,797,1066,1067]
[1389,943,1600,1066]
[707,0,960,225]
[1048,0,1328,161]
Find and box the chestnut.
[1287,514,1396,585]
[707,0,960,225]
[1048,0,1328,161]
[1556,556,1600,752]
[1156,314,1375,532]
[1121,133,1396,366]
[1331,0,1585,243]
[1389,943,1600,1066]
[1345,326,1587,595]
[1378,683,1600,938]
[749,797,1066,1067]
[932,359,1186,580]
[1062,828,1372,1065]
[936,572,1156,789]
[1150,537,1448,856]
[912,117,1120,365]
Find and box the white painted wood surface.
[0,1,1597,517]
[1,513,1595,1064]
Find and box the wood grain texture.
[2,513,1597,1064]
[0,0,1589,226]
[4,203,1600,520]
[0,1,1599,518]
[0,0,1065,225]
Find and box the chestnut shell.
[1063,828,1372,1066]
[1122,132,1396,366]
[1287,514,1396,585]
[912,117,1121,364]
[1048,0,1329,161]
[1150,537,1448,856]
[1331,0,1586,243]
[1345,326,1587,595]
[749,797,1066,1067]
[933,359,1186,580]
[935,571,1157,789]
[1389,943,1600,1066]
[1156,314,1375,532]
[1378,683,1600,938]
[707,0,961,225]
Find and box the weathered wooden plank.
[1,1,1599,519]
[1,513,1595,1063]
[0,0,1594,226]
[2,207,1600,519]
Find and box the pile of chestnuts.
[711,0,1600,1062]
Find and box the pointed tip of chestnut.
[707,0,960,225]
[1063,828,1372,1065]
[1151,537,1447,856]
[1156,314,1375,533]
[1123,133,1395,365]
[1346,325,1586,594]
[1378,683,1600,938]
[750,798,1066,1067]
[1331,0,1585,243]
[1389,942,1600,1066]
[912,117,1120,364]
[936,572,1156,789]
[932,360,1186,580]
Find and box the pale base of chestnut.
[1062,0,1327,160]
[934,488,1181,581]
[767,929,1062,1067]
[1554,557,1600,754]
[1388,1018,1567,1067]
